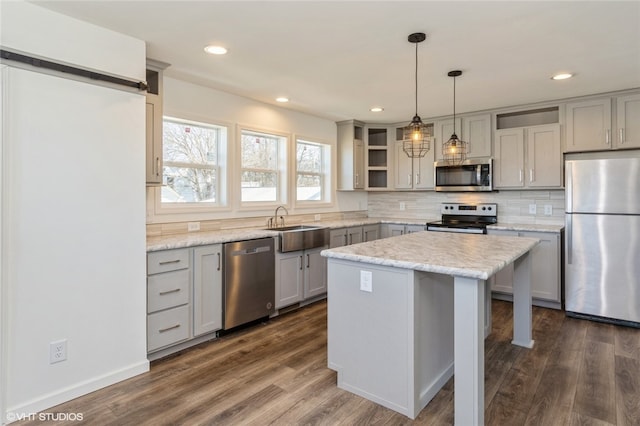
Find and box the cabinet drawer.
[147,305,190,352]
[148,249,189,274]
[147,269,190,313]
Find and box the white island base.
[324,232,537,425]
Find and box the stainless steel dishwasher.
[223,238,275,330]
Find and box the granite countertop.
[146,217,561,252]
[321,231,539,280]
[487,223,564,233]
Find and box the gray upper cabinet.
[434,114,491,160]
[565,98,612,152]
[565,93,640,152]
[337,120,365,190]
[494,124,561,189]
[616,93,640,149]
[145,60,169,186]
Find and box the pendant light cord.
[414,41,418,117]
[452,75,456,126]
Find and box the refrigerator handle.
[566,214,572,265]
[565,161,573,213]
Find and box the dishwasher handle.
[230,245,271,256]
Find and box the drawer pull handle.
[159,324,180,333]
[159,288,181,296]
[158,259,181,265]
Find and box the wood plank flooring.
[15,300,640,425]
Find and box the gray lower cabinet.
[275,246,327,309]
[487,229,561,308]
[329,226,364,248]
[381,224,425,238]
[192,244,223,336]
[147,245,223,356]
[147,248,191,352]
[363,224,380,242]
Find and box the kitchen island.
[321,231,539,425]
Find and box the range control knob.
[488,206,492,211]
[482,206,486,211]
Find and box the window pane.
[164,121,218,165]
[297,142,322,173]
[241,133,278,169]
[297,174,321,201]
[241,171,277,202]
[163,166,216,202]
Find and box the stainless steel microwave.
[434,158,493,192]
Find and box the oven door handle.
[476,165,482,184]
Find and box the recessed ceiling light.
[552,73,573,80]
[370,107,384,112]
[204,45,227,55]
[276,97,289,103]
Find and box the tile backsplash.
[147,190,564,237]
[367,190,565,225]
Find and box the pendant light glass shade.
[402,33,431,158]
[442,70,468,164]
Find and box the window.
[162,118,224,204]
[240,129,286,203]
[296,139,330,202]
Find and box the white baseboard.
[4,360,149,424]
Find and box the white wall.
[1,2,148,422]
[147,77,367,224]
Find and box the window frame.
[153,115,229,215]
[237,125,289,210]
[294,137,332,207]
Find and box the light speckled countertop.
[146,217,561,252]
[487,223,564,233]
[321,231,539,280]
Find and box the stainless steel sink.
[265,225,329,252]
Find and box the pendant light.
[402,32,431,158]
[442,70,468,164]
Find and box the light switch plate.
[544,205,553,216]
[528,204,537,215]
[399,202,406,211]
[360,270,372,292]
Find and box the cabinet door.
[329,228,347,248]
[565,98,612,152]
[192,245,223,336]
[354,139,365,189]
[145,96,162,184]
[494,129,525,188]
[526,124,561,188]
[616,93,640,149]
[487,230,516,294]
[347,226,363,245]
[363,224,380,242]
[275,251,303,309]
[434,118,462,161]
[394,141,413,189]
[405,225,425,234]
[304,247,327,299]
[522,231,560,302]
[414,147,435,189]
[463,113,492,158]
[387,224,405,237]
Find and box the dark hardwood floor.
[16,300,640,425]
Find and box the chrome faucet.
[268,205,289,228]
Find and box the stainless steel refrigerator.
[565,150,640,326]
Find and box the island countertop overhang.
[321,231,539,280]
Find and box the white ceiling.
[32,1,640,124]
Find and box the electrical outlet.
[314,214,321,221]
[399,202,406,211]
[50,339,67,364]
[544,205,553,216]
[528,204,537,215]
[360,270,373,293]
[187,222,200,232]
